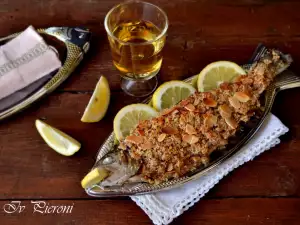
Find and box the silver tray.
[0,27,91,120]
[86,46,300,197]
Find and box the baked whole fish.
[86,47,300,196]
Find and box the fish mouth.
[94,151,141,187]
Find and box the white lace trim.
[131,114,289,225]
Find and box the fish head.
[94,150,141,187]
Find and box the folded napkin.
[131,113,289,225]
[0,26,61,101]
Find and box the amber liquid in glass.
[108,20,165,79]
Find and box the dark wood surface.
[1,0,300,224]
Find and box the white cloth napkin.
[0,26,61,100]
[131,113,289,225]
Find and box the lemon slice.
[81,168,109,189]
[35,119,81,156]
[114,104,158,140]
[81,76,110,123]
[152,81,196,111]
[197,61,246,92]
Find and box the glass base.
[121,76,158,97]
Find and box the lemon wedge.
[152,81,196,111]
[81,168,109,189]
[35,119,81,156]
[114,104,158,141]
[81,76,110,123]
[197,61,246,92]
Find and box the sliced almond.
[158,133,166,142]
[186,124,197,135]
[167,164,174,172]
[184,104,195,112]
[162,126,178,135]
[191,156,201,163]
[182,134,199,144]
[228,96,241,109]
[194,97,200,106]
[190,135,199,144]
[203,98,217,107]
[160,107,175,116]
[165,171,178,179]
[140,141,153,150]
[182,134,190,143]
[225,117,238,129]
[234,92,251,102]
[201,156,209,165]
[172,109,179,115]
[179,99,190,107]
[204,115,217,128]
[125,135,143,144]
[219,104,232,119]
[179,116,185,125]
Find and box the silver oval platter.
[0,27,91,120]
[85,45,300,197]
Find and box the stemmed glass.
[104,1,168,97]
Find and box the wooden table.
[1,0,300,224]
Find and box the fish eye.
[102,156,114,164]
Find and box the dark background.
[1,0,300,224]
